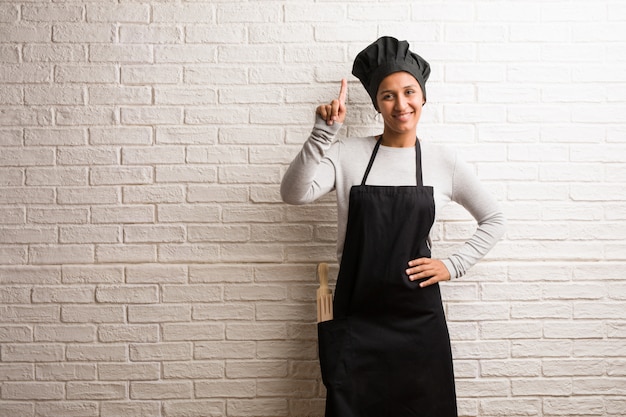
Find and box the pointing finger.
[338,78,347,105]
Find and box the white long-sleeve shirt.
[281,116,505,279]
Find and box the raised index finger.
[338,78,347,105]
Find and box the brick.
[54,65,117,83]
[0,86,22,105]
[98,363,161,381]
[0,403,34,417]
[92,205,155,224]
[155,126,217,145]
[96,244,157,263]
[90,44,152,63]
[126,264,188,284]
[0,227,56,244]
[0,246,26,264]
[22,5,83,22]
[123,185,185,204]
[2,382,65,400]
[35,363,96,381]
[98,324,159,343]
[23,44,86,63]
[29,245,94,264]
[25,128,86,146]
[129,342,192,361]
[157,205,219,223]
[62,265,124,284]
[226,323,287,340]
[163,361,224,379]
[121,65,182,84]
[185,107,249,125]
[186,146,247,164]
[34,402,99,417]
[155,45,217,64]
[154,87,216,105]
[544,397,604,415]
[120,25,182,44]
[153,4,214,23]
[0,45,19,63]
[227,399,288,416]
[86,4,150,23]
[0,148,54,166]
[158,244,219,263]
[32,286,94,303]
[61,305,125,324]
[128,304,191,322]
[195,380,255,398]
[124,225,185,243]
[0,24,50,42]
[53,24,115,43]
[543,359,605,377]
[57,187,120,205]
[90,166,153,185]
[90,127,152,145]
[162,323,224,341]
[121,107,183,125]
[88,86,151,105]
[26,167,87,186]
[193,304,255,321]
[218,45,281,64]
[131,381,193,400]
[155,166,217,183]
[189,265,254,284]
[96,285,158,304]
[2,344,64,363]
[122,146,185,164]
[0,363,33,380]
[161,284,222,303]
[56,107,117,126]
[162,400,225,417]
[66,382,126,400]
[184,65,246,84]
[100,401,160,417]
[187,225,249,243]
[217,4,282,23]
[0,286,30,303]
[195,341,256,360]
[0,266,60,285]
[479,399,541,416]
[66,344,127,362]
[34,325,96,343]
[480,360,541,377]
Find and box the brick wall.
[1,1,625,416]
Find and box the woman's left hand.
[406,258,451,288]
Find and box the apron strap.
[361,136,424,187]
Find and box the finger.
[408,258,428,268]
[419,277,437,288]
[330,99,340,120]
[338,78,347,105]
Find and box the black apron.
[318,138,457,417]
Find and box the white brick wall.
[1,1,625,416]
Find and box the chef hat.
[352,36,430,110]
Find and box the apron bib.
[318,138,457,417]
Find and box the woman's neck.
[379,130,417,148]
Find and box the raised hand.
[316,78,347,126]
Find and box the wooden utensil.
[316,263,333,323]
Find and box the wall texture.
[1,0,625,416]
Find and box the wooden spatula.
[316,263,333,323]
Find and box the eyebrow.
[378,84,419,95]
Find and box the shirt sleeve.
[280,116,342,205]
[442,152,506,279]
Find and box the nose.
[395,95,407,110]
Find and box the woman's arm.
[280,117,341,205]
[280,80,347,205]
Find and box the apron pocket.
[317,317,350,388]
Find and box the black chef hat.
[352,36,430,110]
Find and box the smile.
[393,111,414,120]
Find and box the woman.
[281,37,505,417]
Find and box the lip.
[393,111,414,121]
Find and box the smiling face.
[376,71,425,144]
